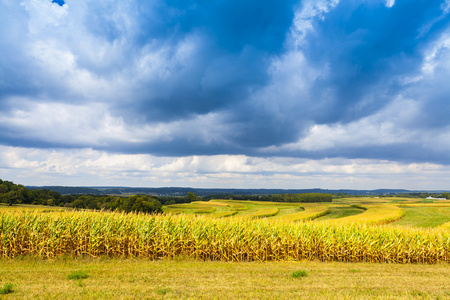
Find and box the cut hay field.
[0,197,449,298]
[1,257,449,299]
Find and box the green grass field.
[315,206,364,221]
[391,206,450,227]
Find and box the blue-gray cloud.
[302,0,450,124]
[1,0,450,165]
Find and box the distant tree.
[186,192,197,202]
[0,183,8,194]
[1,191,19,206]
[71,198,85,209]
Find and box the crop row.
[1,211,448,263]
[322,204,406,225]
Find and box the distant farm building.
[425,196,446,200]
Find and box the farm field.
[392,206,450,228]
[0,203,66,212]
[1,257,449,299]
[163,197,450,227]
[0,197,449,298]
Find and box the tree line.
[0,179,162,213]
[10,179,429,214]
[202,193,333,203]
[380,192,450,199]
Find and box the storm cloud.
[1,0,450,187]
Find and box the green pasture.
[391,206,450,227]
[315,205,365,221]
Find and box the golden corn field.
[321,204,406,225]
[1,210,449,263]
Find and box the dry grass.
[0,204,65,212]
[0,257,449,299]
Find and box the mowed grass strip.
[0,203,66,212]
[398,203,450,207]
[210,200,249,211]
[315,206,365,221]
[163,208,183,215]
[163,203,217,214]
[276,204,330,222]
[240,207,279,219]
[212,211,238,218]
[1,211,448,263]
[193,206,216,214]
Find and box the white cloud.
[1,146,450,190]
[421,31,450,74]
[441,0,450,14]
[1,0,450,190]
[385,0,395,8]
[274,96,420,152]
[0,97,232,148]
[290,0,340,47]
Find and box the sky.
[1,0,450,190]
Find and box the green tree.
[2,191,19,206]
[186,192,197,202]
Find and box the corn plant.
[0,210,448,263]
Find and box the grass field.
[315,206,364,221]
[392,207,450,228]
[1,257,449,299]
[0,203,65,212]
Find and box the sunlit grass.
[391,207,450,228]
[0,203,65,212]
[1,257,449,299]
[240,207,279,219]
[315,206,365,221]
[275,203,330,222]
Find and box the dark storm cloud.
[130,0,297,53]
[1,0,450,165]
[108,0,299,122]
[301,0,450,124]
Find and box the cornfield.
[1,210,449,263]
[322,204,406,225]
